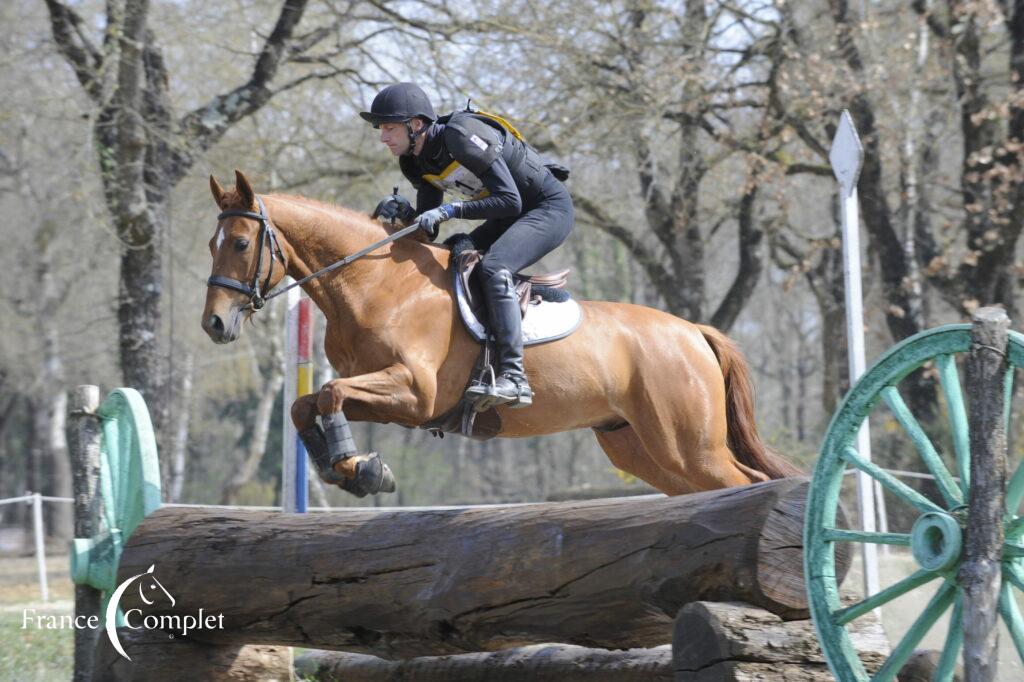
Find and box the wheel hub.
[911,511,963,573]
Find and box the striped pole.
[282,286,313,513]
[294,298,313,513]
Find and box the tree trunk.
[114,478,838,659]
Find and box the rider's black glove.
[371,193,416,226]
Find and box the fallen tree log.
[294,644,673,681]
[672,601,888,681]
[113,477,839,659]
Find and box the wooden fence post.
[961,307,1009,681]
[69,385,102,682]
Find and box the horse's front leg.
[290,364,430,498]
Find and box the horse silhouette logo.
[105,564,175,661]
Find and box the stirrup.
[465,372,532,411]
[503,374,533,409]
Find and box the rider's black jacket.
[399,112,562,220]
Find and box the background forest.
[3,0,1024,542]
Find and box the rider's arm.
[450,157,522,221]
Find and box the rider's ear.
[234,169,256,209]
[209,174,227,208]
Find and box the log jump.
[71,386,863,680]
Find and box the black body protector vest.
[400,111,568,207]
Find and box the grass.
[0,554,74,681]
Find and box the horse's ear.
[209,174,227,208]
[234,169,256,208]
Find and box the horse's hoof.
[338,452,396,497]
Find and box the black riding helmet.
[359,83,436,128]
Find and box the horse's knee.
[290,395,319,430]
[316,380,346,415]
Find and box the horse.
[201,170,800,496]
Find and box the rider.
[361,82,574,409]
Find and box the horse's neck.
[265,194,442,326]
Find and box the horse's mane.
[220,187,385,236]
[269,192,378,228]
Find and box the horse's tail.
[697,324,804,479]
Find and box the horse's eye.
[234,238,249,252]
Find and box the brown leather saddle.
[419,246,574,440]
[454,249,570,336]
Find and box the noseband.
[207,196,285,311]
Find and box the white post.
[829,110,880,600]
[31,492,49,602]
[282,284,301,513]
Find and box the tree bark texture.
[295,644,672,681]
[672,601,889,681]
[959,307,1009,682]
[113,478,837,660]
[71,386,102,682]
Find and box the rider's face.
[379,120,425,156]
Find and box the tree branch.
[43,0,103,102]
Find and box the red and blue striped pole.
[294,298,313,512]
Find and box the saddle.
[456,249,570,313]
[419,235,582,440]
[448,235,579,346]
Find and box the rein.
[207,196,420,311]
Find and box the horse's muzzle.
[202,310,241,344]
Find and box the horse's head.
[202,170,287,344]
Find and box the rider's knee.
[479,253,511,282]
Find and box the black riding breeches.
[468,174,574,281]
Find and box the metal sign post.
[829,110,880,600]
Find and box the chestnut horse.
[201,171,798,496]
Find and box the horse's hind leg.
[593,425,694,496]
[623,387,762,493]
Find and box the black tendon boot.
[465,268,533,410]
[300,412,396,498]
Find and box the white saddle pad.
[454,270,583,346]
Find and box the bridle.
[206,195,421,312]
[207,196,285,311]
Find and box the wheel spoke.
[936,354,971,494]
[1004,364,1014,447]
[932,591,963,682]
[871,579,957,682]
[1008,516,1024,540]
[1008,461,1024,517]
[1005,562,1024,594]
[998,578,1024,663]
[832,568,939,627]
[823,527,911,546]
[881,386,963,508]
[1005,544,1024,559]
[842,447,945,515]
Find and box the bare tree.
[42,0,356,450]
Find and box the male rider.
[361,82,574,409]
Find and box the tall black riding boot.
[465,268,533,409]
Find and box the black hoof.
[339,453,397,498]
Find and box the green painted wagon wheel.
[805,323,1024,681]
[70,388,162,615]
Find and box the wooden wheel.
[70,388,162,608]
[805,323,1024,681]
